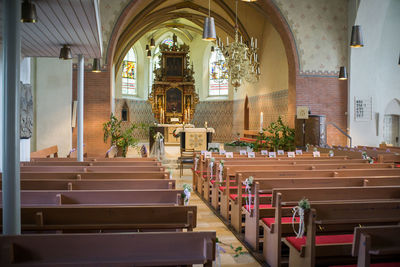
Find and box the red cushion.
[286,234,354,252]
[202,174,216,178]
[229,194,272,201]
[261,217,299,228]
[331,263,400,267]
[210,180,215,185]
[195,170,201,174]
[396,164,400,168]
[244,204,272,210]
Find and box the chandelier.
[217,0,260,91]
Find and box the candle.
[260,112,263,132]
[255,38,257,49]
[240,36,242,44]
[251,37,254,47]
[226,37,229,45]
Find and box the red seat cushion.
[229,194,272,201]
[202,174,216,178]
[286,234,354,252]
[244,204,272,210]
[261,217,299,228]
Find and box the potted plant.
[103,113,147,157]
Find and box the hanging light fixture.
[350,25,364,47]
[21,0,37,23]
[150,37,155,49]
[211,46,215,52]
[147,50,152,58]
[217,0,260,91]
[59,45,72,60]
[338,66,347,80]
[92,58,101,73]
[146,44,150,51]
[202,0,216,41]
[398,53,400,65]
[241,0,257,2]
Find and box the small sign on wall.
[297,106,309,119]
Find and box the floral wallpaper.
[273,0,348,75]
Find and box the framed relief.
[166,87,183,113]
[165,55,184,78]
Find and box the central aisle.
[164,146,261,267]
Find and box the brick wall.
[72,70,111,157]
[296,76,348,146]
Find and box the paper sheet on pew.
[269,152,277,158]
[204,151,212,159]
[239,150,247,155]
[219,150,226,155]
[287,152,295,158]
[296,149,303,155]
[225,152,234,158]
[261,150,268,155]
[248,152,255,158]
[313,151,321,157]
[277,150,285,155]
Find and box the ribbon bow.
[183,184,192,206]
[242,176,254,210]
[209,158,215,179]
[194,157,199,171]
[218,160,224,183]
[292,198,310,238]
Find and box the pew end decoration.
[103,113,148,157]
[292,198,311,238]
[215,237,246,266]
[182,184,192,206]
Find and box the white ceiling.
[0,0,102,58]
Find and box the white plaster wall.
[349,0,400,146]
[35,58,72,156]
[0,43,3,171]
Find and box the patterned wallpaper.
[192,100,236,142]
[115,98,156,140]
[248,90,289,129]
[273,0,348,75]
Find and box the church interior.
[0,0,400,266]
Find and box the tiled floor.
[164,146,261,267]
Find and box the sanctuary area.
[0,0,400,266]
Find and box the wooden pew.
[352,225,400,267]
[0,190,184,206]
[282,200,400,267]
[256,187,400,266]
[19,165,165,173]
[17,172,169,180]
[220,168,400,223]
[0,232,216,266]
[3,179,176,190]
[21,161,162,167]
[0,206,197,232]
[206,161,392,207]
[30,157,157,162]
[30,145,58,158]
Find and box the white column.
[77,55,84,161]
[2,0,21,235]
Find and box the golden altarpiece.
[148,36,199,124]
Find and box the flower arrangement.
[103,113,148,157]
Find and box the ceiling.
[0,0,102,58]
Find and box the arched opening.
[383,99,400,146]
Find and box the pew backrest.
[30,145,58,158]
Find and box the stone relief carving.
[20,82,33,139]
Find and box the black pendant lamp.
[59,45,72,60]
[211,46,215,52]
[92,58,101,73]
[350,25,364,48]
[150,38,155,49]
[202,0,216,41]
[21,0,37,23]
[338,66,347,80]
[147,50,152,58]
[145,44,150,51]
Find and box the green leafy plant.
[103,113,148,157]
[264,116,295,152]
[216,237,246,258]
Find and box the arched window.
[122,48,137,95]
[209,48,228,96]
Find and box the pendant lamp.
[211,46,215,52]
[147,50,152,58]
[92,58,101,73]
[338,66,347,80]
[146,44,150,51]
[59,45,72,60]
[21,0,37,23]
[241,0,257,2]
[350,25,364,48]
[150,38,155,49]
[202,0,216,41]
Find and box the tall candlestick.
[260,112,263,132]
[255,38,257,49]
[226,37,229,45]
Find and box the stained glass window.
[209,48,229,96]
[162,38,174,47]
[122,48,136,95]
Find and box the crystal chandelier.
[217,0,260,91]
